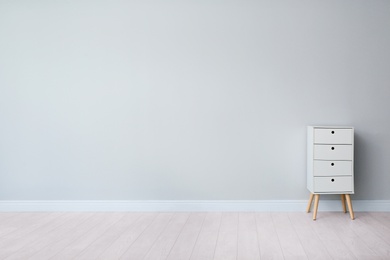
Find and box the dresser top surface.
[308,126,354,129]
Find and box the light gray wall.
[1,0,389,200]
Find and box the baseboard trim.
[0,200,389,212]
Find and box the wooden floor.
[1,212,390,259]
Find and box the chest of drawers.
[306,126,355,220]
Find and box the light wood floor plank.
[334,212,390,259]
[358,213,390,250]
[5,213,94,260]
[119,213,173,259]
[213,212,239,260]
[166,212,206,260]
[288,212,332,260]
[272,212,308,259]
[0,213,17,222]
[0,213,52,238]
[308,212,357,259]
[143,213,190,260]
[189,212,222,260]
[74,213,143,260]
[255,212,284,260]
[369,212,390,232]
[0,212,389,259]
[0,213,64,259]
[2,213,77,259]
[51,213,125,259]
[322,212,379,259]
[97,212,157,259]
[26,213,107,260]
[237,212,260,260]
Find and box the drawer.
[314,128,353,144]
[313,161,352,176]
[314,176,353,192]
[314,145,353,160]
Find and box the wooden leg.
[313,194,320,220]
[341,194,347,213]
[345,194,355,220]
[306,193,314,213]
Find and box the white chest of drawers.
[306,126,355,220]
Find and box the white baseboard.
[0,200,389,212]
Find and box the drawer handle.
[331,179,335,182]
[331,131,335,134]
[331,147,335,150]
[331,163,334,166]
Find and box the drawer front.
[314,176,353,192]
[313,161,353,176]
[314,145,353,160]
[314,128,353,144]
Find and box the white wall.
[1,0,389,200]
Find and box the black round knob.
[331,163,334,166]
[331,131,335,134]
[331,147,335,150]
[331,179,335,182]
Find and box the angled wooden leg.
[340,194,347,213]
[345,194,355,220]
[307,193,314,213]
[313,194,320,220]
